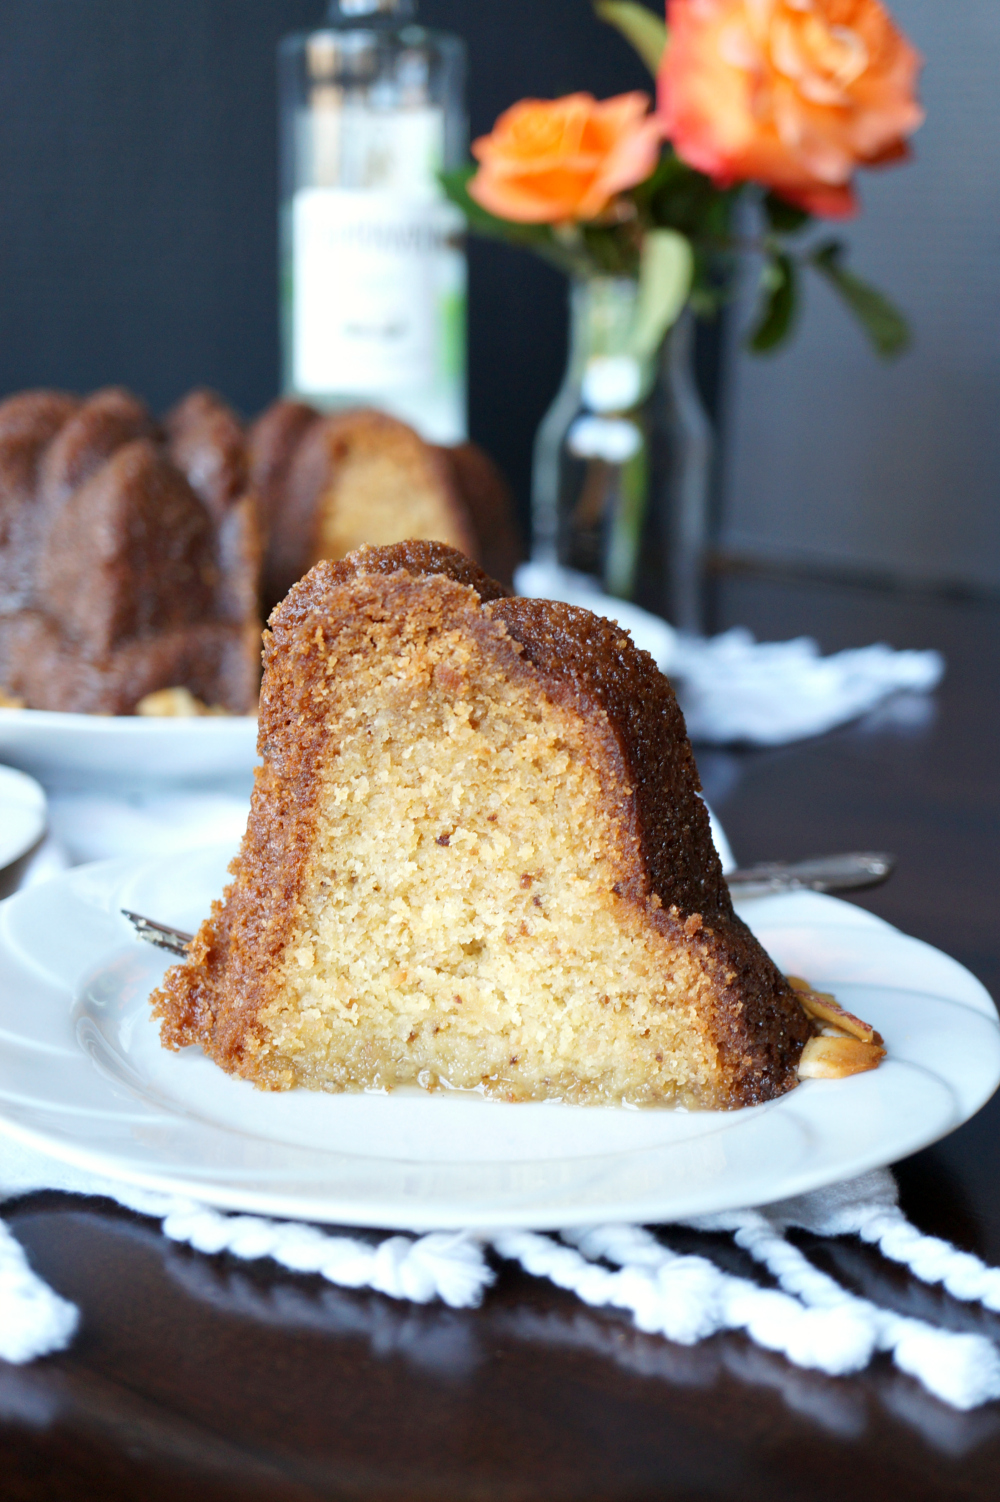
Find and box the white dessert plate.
[0,844,996,1232]
[0,765,46,871]
[0,707,259,791]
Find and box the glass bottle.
[279,0,467,443]
[531,275,712,632]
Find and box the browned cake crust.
[318,536,510,603]
[0,386,261,714]
[1,388,157,614]
[164,389,249,523]
[246,398,323,607]
[38,387,157,513]
[0,391,81,612]
[247,402,522,610]
[37,438,216,654]
[163,390,264,635]
[153,541,809,1107]
[0,615,259,716]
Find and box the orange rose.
[658,0,924,217]
[468,93,663,224]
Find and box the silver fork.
[724,850,895,899]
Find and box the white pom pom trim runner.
[3,1167,999,1410]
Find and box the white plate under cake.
[0,849,996,1229]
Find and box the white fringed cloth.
[3,1141,999,1411]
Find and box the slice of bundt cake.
[248,402,521,612]
[152,541,811,1109]
[0,387,261,715]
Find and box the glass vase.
[531,275,712,632]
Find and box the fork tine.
[122,910,194,957]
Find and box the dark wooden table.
[2,573,998,1501]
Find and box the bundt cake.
[0,380,520,715]
[248,403,521,612]
[151,541,814,1110]
[0,387,261,715]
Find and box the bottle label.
[291,188,465,400]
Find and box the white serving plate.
[0,707,259,791]
[0,844,996,1231]
[0,765,47,871]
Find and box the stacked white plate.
[0,764,46,872]
[0,707,259,791]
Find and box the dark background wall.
[2,2,994,588]
[720,0,1000,594]
[0,0,651,535]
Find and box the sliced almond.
[797,992,884,1047]
[136,687,229,718]
[786,974,883,1047]
[798,1033,886,1080]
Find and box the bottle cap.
[327,0,417,19]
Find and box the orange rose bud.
[658,0,924,218]
[469,92,662,224]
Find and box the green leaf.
[747,253,798,354]
[630,229,693,358]
[633,147,738,240]
[762,191,812,237]
[631,149,688,206]
[580,221,642,279]
[809,241,910,358]
[594,1,668,76]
